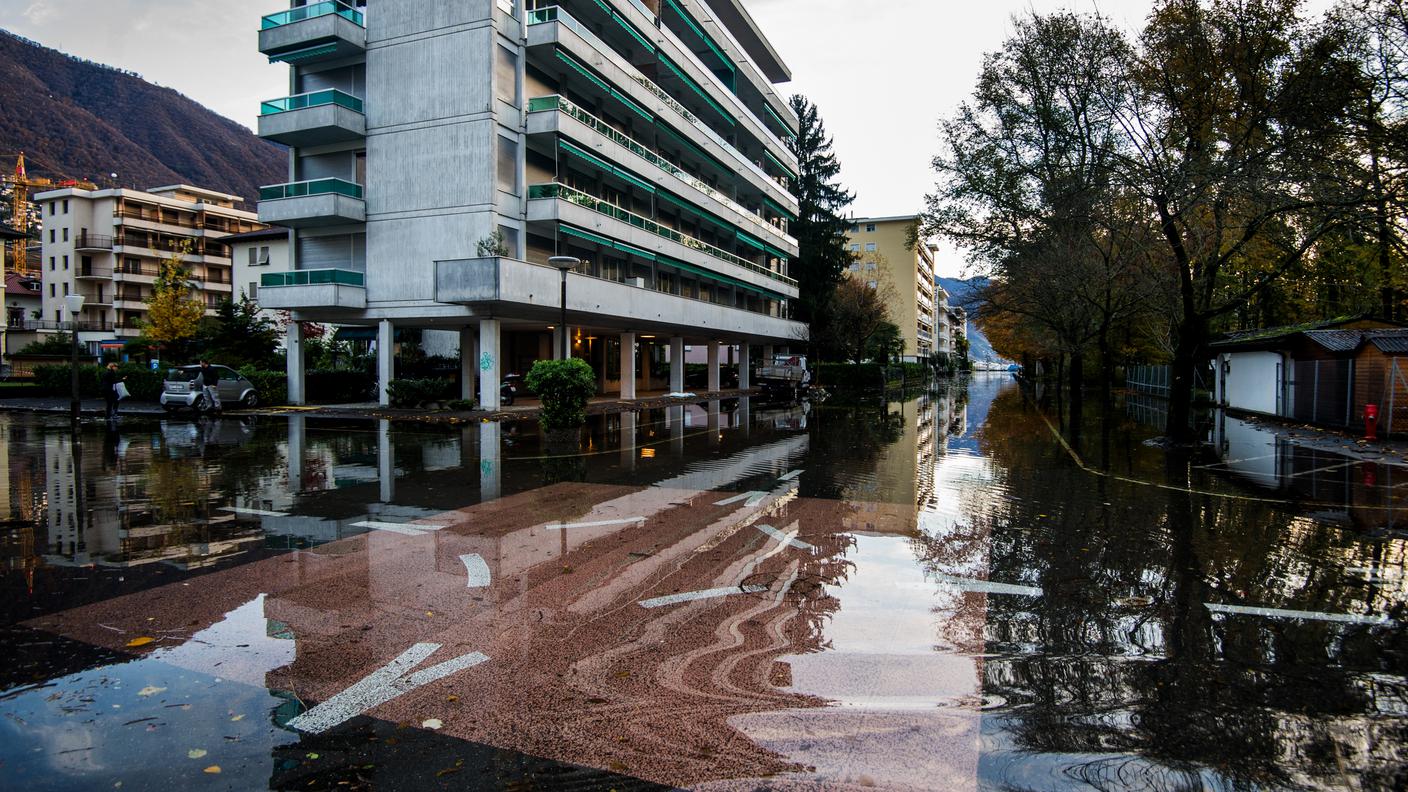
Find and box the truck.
[756,354,811,399]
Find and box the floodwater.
[0,375,1403,791]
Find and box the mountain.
[0,30,284,208]
[937,277,1007,364]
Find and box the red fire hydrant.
[1365,404,1379,441]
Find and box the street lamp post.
[549,256,580,360]
[64,294,86,423]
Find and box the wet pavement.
[1,377,1404,790]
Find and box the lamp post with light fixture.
[64,294,86,423]
[549,256,580,360]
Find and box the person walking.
[198,360,222,413]
[101,363,126,419]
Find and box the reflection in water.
[0,377,1404,790]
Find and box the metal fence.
[1127,365,1171,397]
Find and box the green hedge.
[812,363,886,392]
[386,378,456,409]
[33,364,164,400]
[238,367,288,405]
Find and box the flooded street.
[1,375,1404,791]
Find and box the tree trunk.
[1166,314,1206,443]
[1373,149,1394,320]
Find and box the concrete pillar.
[377,319,394,407]
[670,336,685,393]
[762,345,774,365]
[553,326,574,360]
[479,420,501,501]
[478,319,502,411]
[619,411,637,470]
[286,322,306,405]
[377,419,393,503]
[459,327,477,402]
[738,343,751,390]
[619,332,637,400]
[738,396,751,437]
[287,414,305,491]
[707,341,721,392]
[707,399,721,447]
[669,404,685,455]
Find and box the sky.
[3,0,1337,277]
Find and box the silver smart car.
[159,365,259,412]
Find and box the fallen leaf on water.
[125,637,155,648]
[306,752,320,759]
[137,686,166,697]
[187,749,207,759]
[421,719,443,730]
[447,695,459,702]
[203,766,221,774]
[230,715,245,722]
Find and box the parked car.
[160,365,259,412]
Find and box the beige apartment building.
[30,185,265,353]
[844,215,939,360]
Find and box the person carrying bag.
[102,363,127,418]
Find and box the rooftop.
[698,0,793,83]
[221,227,288,244]
[5,271,42,297]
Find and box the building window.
[248,282,258,300]
[48,202,55,216]
[495,45,519,107]
[849,223,858,233]
[866,280,878,289]
[49,230,55,243]
[63,255,69,270]
[866,223,876,232]
[849,243,859,252]
[865,242,877,252]
[866,261,876,270]
[49,257,55,271]
[62,227,69,242]
[62,283,69,296]
[496,135,519,195]
[63,199,69,213]
[49,284,55,297]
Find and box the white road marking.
[287,643,488,734]
[460,554,491,588]
[351,521,443,537]
[757,524,815,552]
[639,584,769,609]
[220,507,289,518]
[1205,602,1395,626]
[714,491,769,508]
[933,573,1043,597]
[779,470,803,481]
[544,517,646,531]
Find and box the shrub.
[19,333,77,356]
[238,367,289,405]
[386,378,456,409]
[525,358,596,429]
[306,369,375,404]
[812,363,886,392]
[33,363,163,399]
[447,399,474,411]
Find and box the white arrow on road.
[544,517,646,531]
[460,553,491,588]
[778,470,803,481]
[757,524,815,552]
[714,491,769,508]
[287,643,489,734]
[639,584,769,609]
[351,521,444,537]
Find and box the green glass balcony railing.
[261,268,365,288]
[526,6,788,195]
[258,178,364,202]
[527,182,796,289]
[260,89,364,116]
[528,95,792,244]
[261,1,364,30]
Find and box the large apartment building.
[29,185,264,353]
[255,0,805,407]
[844,215,939,360]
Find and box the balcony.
[259,1,366,66]
[76,263,113,279]
[258,268,366,310]
[527,183,796,296]
[435,256,803,342]
[258,179,365,229]
[259,89,366,147]
[75,233,114,251]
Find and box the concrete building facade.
[255,0,805,407]
[843,215,938,360]
[28,185,264,354]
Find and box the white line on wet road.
[545,517,646,531]
[287,643,488,734]
[757,524,815,551]
[639,584,770,609]
[779,470,803,481]
[1205,602,1395,626]
[221,507,289,518]
[715,491,769,508]
[933,573,1043,597]
[351,521,443,536]
[460,554,491,588]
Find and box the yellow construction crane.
[2,152,98,266]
